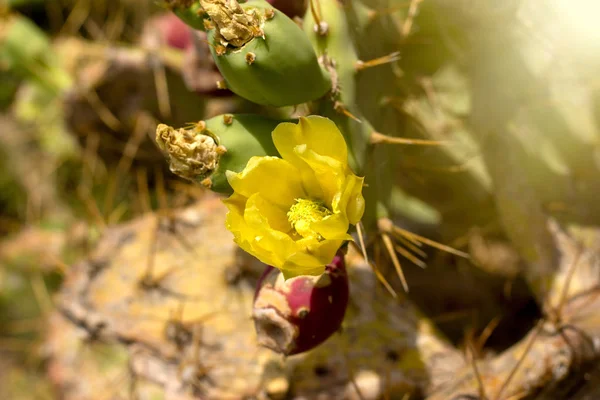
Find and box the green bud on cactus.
[163,0,211,31]
[204,0,331,106]
[155,114,282,193]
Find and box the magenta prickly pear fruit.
[204,0,331,106]
[252,253,349,356]
[144,13,193,50]
[160,14,193,50]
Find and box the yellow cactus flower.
[223,116,365,278]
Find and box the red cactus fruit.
[156,13,193,50]
[142,13,230,96]
[252,253,349,356]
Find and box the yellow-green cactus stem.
[303,0,369,173]
[155,114,282,194]
[204,0,331,107]
[303,0,389,228]
[164,0,210,31]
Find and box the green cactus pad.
[205,114,282,193]
[303,0,368,173]
[207,0,331,107]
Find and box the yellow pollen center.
[287,199,332,239]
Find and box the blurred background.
[1,0,241,397]
[2,0,600,398]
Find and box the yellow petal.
[272,116,349,168]
[222,192,247,216]
[281,256,324,279]
[281,238,344,278]
[333,174,365,225]
[224,195,280,267]
[226,156,305,208]
[244,194,299,268]
[295,147,346,207]
[311,213,352,241]
[244,193,292,235]
[281,264,325,280]
[346,181,365,225]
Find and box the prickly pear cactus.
[38,0,600,398]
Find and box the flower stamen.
[287,199,332,240]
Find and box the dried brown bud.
[155,123,220,182]
[200,0,262,48]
